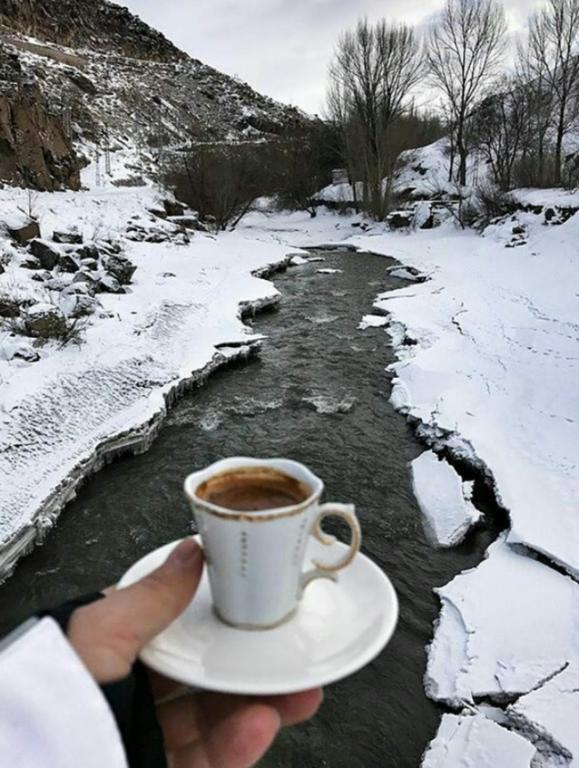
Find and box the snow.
[425,536,579,706]
[410,451,481,547]
[509,663,579,766]
[316,268,342,274]
[422,713,535,768]
[0,186,292,578]
[362,216,579,578]
[358,314,389,330]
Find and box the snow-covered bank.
[0,188,296,579]
[237,205,579,764]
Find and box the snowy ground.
[238,203,579,765]
[1,182,578,763]
[0,187,295,578]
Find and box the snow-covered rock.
[411,450,481,547]
[422,713,535,768]
[426,537,579,706]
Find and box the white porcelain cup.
[184,457,361,630]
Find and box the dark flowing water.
[0,251,501,767]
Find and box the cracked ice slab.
[509,663,579,766]
[426,537,579,707]
[422,713,535,768]
[411,450,480,546]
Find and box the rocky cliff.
[0,0,307,189]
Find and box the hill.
[0,0,307,190]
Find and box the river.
[0,250,501,766]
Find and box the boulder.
[75,243,100,260]
[44,276,71,292]
[103,253,136,285]
[20,255,42,270]
[147,205,168,220]
[8,219,41,245]
[53,229,83,245]
[29,239,61,270]
[58,253,81,273]
[24,303,68,339]
[387,211,413,229]
[80,258,99,271]
[0,338,39,363]
[72,270,99,293]
[31,270,51,282]
[60,293,99,318]
[163,198,185,217]
[98,274,124,294]
[0,297,21,318]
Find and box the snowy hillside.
[0,0,308,189]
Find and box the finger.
[157,694,202,751]
[170,703,281,768]
[68,539,203,682]
[261,688,323,726]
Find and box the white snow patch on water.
[302,395,357,414]
[317,268,342,274]
[358,314,389,330]
[411,450,481,547]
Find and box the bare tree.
[527,0,579,184]
[427,0,507,186]
[328,19,422,219]
[516,42,555,186]
[472,76,528,190]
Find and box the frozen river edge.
[0,247,292,582]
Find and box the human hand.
[67,539,323,767]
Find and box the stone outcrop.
[0,80,80,190]
[0,0,185,62]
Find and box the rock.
[60,293,99,318]
[20,255,42,270]
[163,198,185,217]
[173,232,190,246]
[75,243,100,260]
[7,219,40,245]
[103,253,136,285]
[31,270,51,282]
[72,270,99,293]
[147,205,168,219]
[0,337,40,363]
[0,297,21,318]
[53,229,83,245]
[80,258,99,271]
[57,252,81,273]
[63,283,92,296]
[387,211,413,229]
[97,274,124,294]
[44,276,70,292]
[23,303,68,339]
[512,225,525,235]
[167,214,203,230]
[29,239,61,270]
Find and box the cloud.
[123,0,546,114]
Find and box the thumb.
[68,539,204,683]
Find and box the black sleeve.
[38,594,167,768]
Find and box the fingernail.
[170,539,202,569]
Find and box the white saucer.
[118,537,398,695]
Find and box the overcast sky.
[123,0,544,115]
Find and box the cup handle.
[301,503,361,592]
